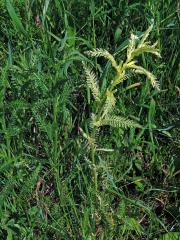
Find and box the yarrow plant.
[82,24,161,191]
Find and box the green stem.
[91,128,98,192]
[90,62,126,192]
[52,96,61,198]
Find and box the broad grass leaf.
[125,217,141,235]
[115,27,122,43]
[42,0,50,24]
[6,0,26,35]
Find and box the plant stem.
[91,128,98,192]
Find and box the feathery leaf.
[112,73,129,87]
[131,45,161,58]
[102,90,116,118]
[101,115,142,129]
[82,63,100,101]
[86,48,118,71]
[127,64,160,90]
[127,34,138,60]
[138,24,153,48]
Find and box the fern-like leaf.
[85,48,118,71]
[138,24,153,48]
[102,90,116,118]
[131,44,161,58]
[127,65,160,91]
[83,63,100,101]
[127,24,161,61]
[112,73,129,87]
[101,115,142,129]
[127,34,138,60]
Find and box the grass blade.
[6,0,26,35]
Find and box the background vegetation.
[0,0,179,239]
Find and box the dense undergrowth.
[0,0,179,239]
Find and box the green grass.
[0,0,179,239]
